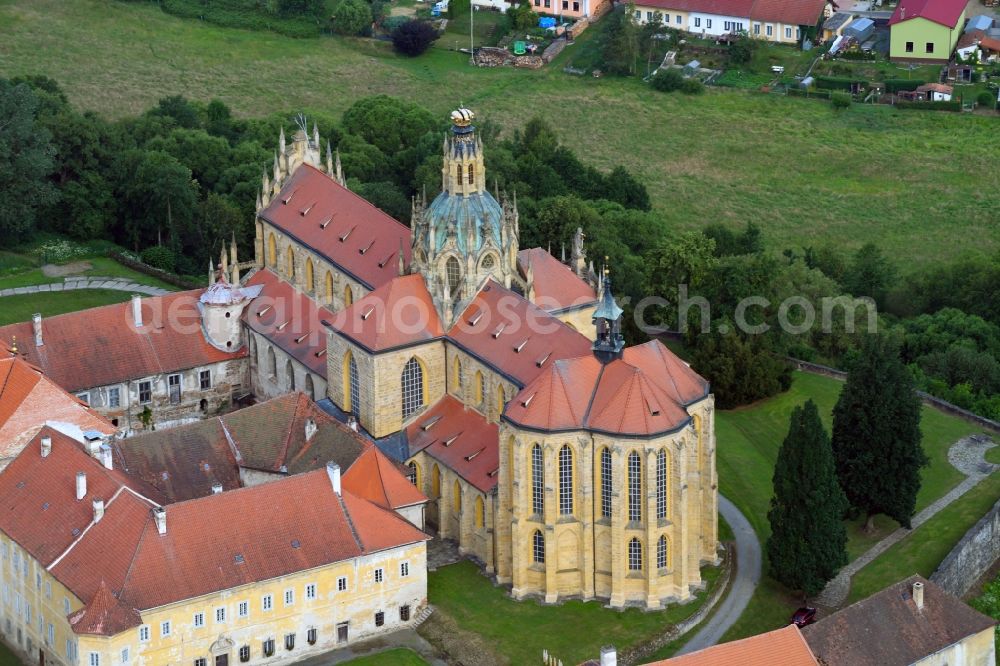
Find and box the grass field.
[0,256,178,292]
[1,0,998,268]
[715,371,983,641]
[0,290,134,326]
[342,648,428,665]
[423,560,721,665]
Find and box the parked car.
[791,607,817,627]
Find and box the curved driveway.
[677,495,762,656]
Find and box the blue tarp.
[539,17,556,28]
[844,18,874,42]
[967,15,994,34]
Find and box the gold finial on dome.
[451,108,475,127]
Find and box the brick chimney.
[32,313,42,347]
[92,499,105,523]
[211,483,223,494]
[132,294,143,328]
[913,581,924,610]
[153,507,166,535]
[40,436,52,458]
[326,462,341,496]
[75,472,87,500]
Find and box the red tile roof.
[343,445,427,510]
[803,575,997,666]
[67,581,142,636]
[260,165,411,290]
[244,269,336,377]
[329,274,444,353]
[650,625,818,666]
[448,281,593,387]
[749,0,827,26]
[0,291,245,392]
[637,0,754,17]
[504,341,709,436]
[889,0,966,27]
[0,355,40,428]
[517,248,597,314]
[406,396,500,493]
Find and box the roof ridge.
[117,512,155,609]
[335,491,365,552]
[580,362,606,429]
[277,392,307,468]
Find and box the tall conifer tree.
[832,335,926,530]
[767,400,848,597]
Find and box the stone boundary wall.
[110,252,201,290]
[930,498,1000,597]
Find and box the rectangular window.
[262,594,273,611]
[646,11,652,20]
[573,1,579,10]
[284,589,294,606]
[785,26,792,38]
[239,645,250,662]
[533,0,539,5]
[160,621,171,637]
[753,23,759,34]
[795,27,800,39]
[694,17,701,27]
[194,659,206,666]
[905,41,914,53]
[138,381,152,404]
[563,1,569,9]
[120,647,129,664]
[544,0,549,7]
[199,370,211,390]
[238,601,249,618]
[89,653,100,666]
[724,21,730,30]
[263,638,275,657]
[375,611,385,627]
[193,612,204,628]
[374,568,384,584]
[216,607,226,623]
[109,387,120,408]
[337,622,349,644]
[45,581,51,599]
[676,14,681,24]
[307,628,317,645]
[634,9,640,18]
[284,633,295,651]
[36,572,41,589]
[400,562,409,578]
[47,623,54,646]
[64,597,71,615]
[305,583,317,600]
[400,605,410,622]
[925,42,934,53]
[337,577,348,592]
[76,392,90,405]
[168,374,181,404]
[139,626,150,642]
[707,19,712,28]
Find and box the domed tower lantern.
[592,275,624,364]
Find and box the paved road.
[0,276,170,298]
[676,495,762,655]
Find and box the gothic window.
[286,246,295,280]
[286,360,295,392]
[454,481,462,513]
[349,355,359,415]
[446,256,461,297]
[306,258,314,293]
[656,449,668,520]
[475,371,484,405]
[497,384,506,412]
[468,163,475,185]
[407,462,419,486]
[601,448,612,519]
[344,285,353,308]
[531,444,544,516]
[628,538,642,571]
[267,346,277,378]
[628,452,642,523]
[452,357,462,394]
[559,445,573,516]
[657,535,669,570]
[325,272,334,303]
[475,496,484,528]
[481,254,495,271]
[268,234,277,267]
[432,464,441,497]
[456,164,463,185]
[401,357,424,420]
[532,530,545,564]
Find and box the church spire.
[592,274,625,364]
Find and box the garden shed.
[845,17,874,42]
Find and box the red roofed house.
[645,624,819,666]
[632,0,830,44]
[0,427,429,666]
[889,0,967,61]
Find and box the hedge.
[884,78,924,93]
[787,87,832,99]
[894,99,962,112]
[814,75,862,91]
[151,0,325,38]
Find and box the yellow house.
[0,428,428,666]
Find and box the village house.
[0,427,429,666]
[632,0,829,44]
[889,0,967,62]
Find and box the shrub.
[728,35,756,65]
[651,69,684,92]
[815,75,857,91]
[140,245,176,272]
[831,92,852,109]
[391,20,439,56]
[680,78,705,94]
[894,99,961,112]
[331,0,372,36]
[884,79,924,93]
[977,91,996,108]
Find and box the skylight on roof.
[276,320,291,331]
[295,334,308,344]
[443,433,461,447]
[300,201,316,216]
[514,338,529,353]
[339,226,356,242]
[320,215,334,229]
[314,349,327,358]
[468,310,484,326]
[378,252,395,269]
[522,393,535,408]
[234,554,245,564]
[291,539,301,549]
[361,306,376,321]
[536,352,551,368]
[422,416,443,431]
[492,323,506,339]
[465,448,485,462]
[359,239,375,255]
[257,305,272,318]
[281,189,298,205]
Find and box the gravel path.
[0,276,170,298]
[676,495,762,655]
[815,434,997,608]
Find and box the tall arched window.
[497,384,506,412]
[267,346,277,378]
[446,256,461,297]
[325,271,334,303]
[432,464,441,498]
[286,360,296,392]
[268,234,277,267]
[601,448,612,519]
[531,444,544,516]
[454,480,462,513]
[344,284,353,308]
[407,461,420,487]
[657,534,669,570]
[656,449,669,520]
[628,538,642,571]
[304,374,315,401]
[694,413,704,465]
[475,371,484,405]
[343,352,360,415]
[452,357,462,394]
[532,530,545,564]
[559,445,573,516]
[475,496,484,528]
[468,163,475,185]
[401,357,424,420]
[305,258,314,293]
[286,246,295,280]
[456,164,463,186]
[628,452,642,523]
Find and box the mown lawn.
[424,560,722,665]
[0,290,133,326]
[715,371,981,641]
[342,648,428,665]
[1,0,998,268]
[0,256,178,292]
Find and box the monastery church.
[0,109,718,610]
